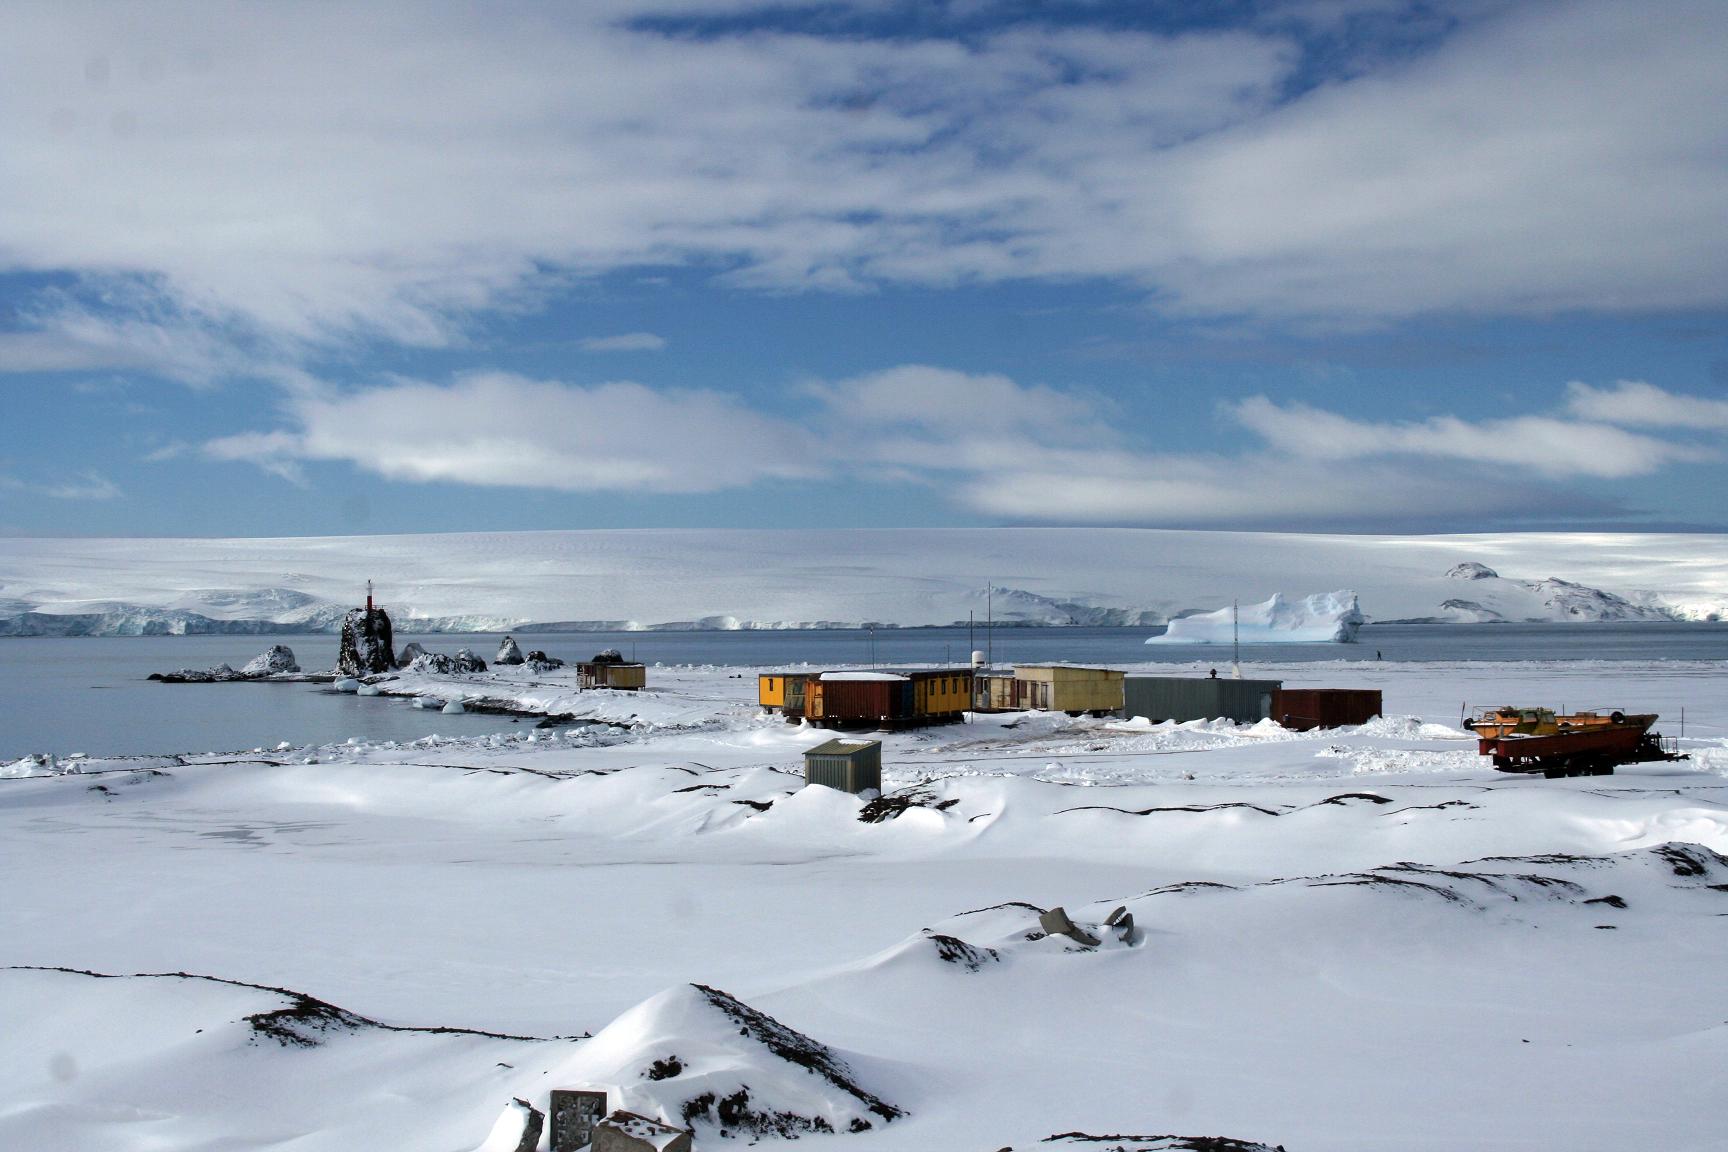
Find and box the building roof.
[819,671,909,682]
[804,738,881,757]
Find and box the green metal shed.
[1121,675,1283,724]
[803,738,882,794]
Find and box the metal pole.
[1232,599,1240,678]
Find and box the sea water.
[1,623,1724,759]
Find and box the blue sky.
[3,0,1727,538]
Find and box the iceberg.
[1148,590,1364,645]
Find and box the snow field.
[1,658,1725,1150]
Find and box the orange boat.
[1464,706,1656,743]
[1465,706,1681,777]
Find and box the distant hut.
[578,649,647,690]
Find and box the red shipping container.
[1271,688,1382,730]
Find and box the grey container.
[803,738,883,793]
[1121,676,1283,725]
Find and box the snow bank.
[1148,591,1364,644]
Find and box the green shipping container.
[803,738,883,793]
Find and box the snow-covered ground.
[2,528,1726,634]
[3,657,1725,1150]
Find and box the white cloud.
[0,471,121,500]
[202,365,1720,525]
[1564,380,1728,431]
[579,332,668,353]
[3,0,1719,356]
[1229,396,1709,479]
[203,373,821,494]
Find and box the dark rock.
[150,663,243,683]
[495,635,526,665]
[241,645,299,676]
[408,652,455,674]
[590,648,626,664]
[526,649,564,668]
[507,1099,544,1152]
[926,932,999,971]
[337,606,396,676]
[406,647,485,675]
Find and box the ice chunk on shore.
[1149,590,1364,644]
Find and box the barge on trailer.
[1466,706,1686,778]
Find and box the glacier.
[0,528,1723,634]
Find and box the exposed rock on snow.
[495,636,525,665]
[241,644,300,676]
[923,932,1000,971]
[1149,591,1364,644]
[475,1098,543,1152]
[525,649,564,669]
[408,647,488,675]
[858,784,960,824]
[594,1109,692,1151]
[543,983,903,1140]
[338,606,396,675]
[1411,562,1681,623]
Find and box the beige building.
[977,664,1125,714]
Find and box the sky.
[3,0,1727,538]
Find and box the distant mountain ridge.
[0,528,1722,635]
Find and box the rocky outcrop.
[241,645,300,676]
[1446,562,1500,580]
[495,635,525,665]
[149,663,243,683]
[407,647,488,675]
[151,645,303,682]
[525,649,564,669]
[338,606,396,676]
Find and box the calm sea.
[2,623,1725,760]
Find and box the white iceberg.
[1148,590,1364,645]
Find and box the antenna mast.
[1232,598,1240,679]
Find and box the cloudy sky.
[4,0,1727,537]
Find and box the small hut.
[578,649,647,690]
[803,738,882,794]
